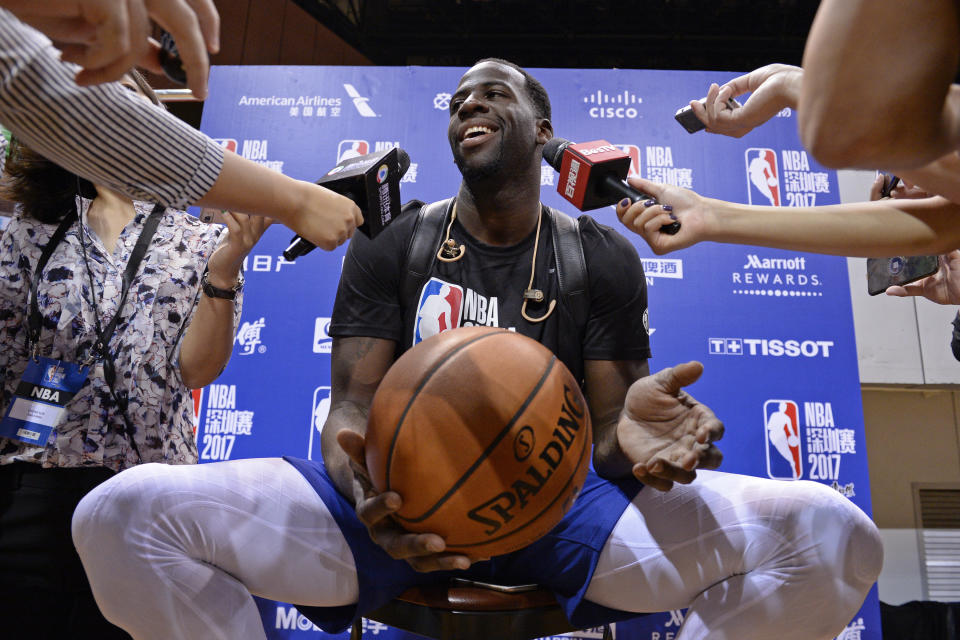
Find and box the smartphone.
[157,29,187,86]
[675,96,741,133]
[866,255,939,295]
[879,173,901,198]
[199,208,228,224]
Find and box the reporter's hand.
[616,361,725,492]
[204,211,271,287]
[886,250,960,305]
[690,64,802,138]
[869,173,932,202]
[4,0,220,99]
[284,182,363,251]
[336,429,474,572]
[616,177,714,254]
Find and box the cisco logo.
[583,90,643,119]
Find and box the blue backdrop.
[196,65,877,640]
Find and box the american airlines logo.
[343,84,377,117]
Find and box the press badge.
[0,357,88,446]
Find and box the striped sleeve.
[0,10,224,209]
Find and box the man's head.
[448,59,553,184]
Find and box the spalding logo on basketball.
[365,326,592,558]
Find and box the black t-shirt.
[330,201,651,380]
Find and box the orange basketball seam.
[445,409,592,551]
[396,355,558,525]
[383,330,504,490]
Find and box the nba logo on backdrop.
[191,388,204,433]
[337,140,369,162]
[413,278,463,344]
[763,399,802,479]
[306,386,331,460]
[745,148,781,206]
[617,144,642,179]
[212,138,237,153]
[313,317,332,354]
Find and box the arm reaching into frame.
[616,176,960,259]
[690,64,802,139]
[799,0,960,170]
[1,0,219,98]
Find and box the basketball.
[365,326,592,558]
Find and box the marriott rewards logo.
[732,253,823,298]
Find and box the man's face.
[447,62,544,182]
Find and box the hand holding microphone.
[541,138,680,235]
[284,147,412,261]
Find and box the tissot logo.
[708,337,834,358]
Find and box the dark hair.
[0,69,161,223]
[475,58,551,121]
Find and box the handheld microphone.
[542,137,680,235]
[283,147,412,261]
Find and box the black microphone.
[283,147,412,261]
[542,137,680,235]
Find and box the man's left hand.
[616,361,724,491]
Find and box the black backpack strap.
[546,206,589,329]
[400,198,454,304]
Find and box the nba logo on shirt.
[763,399,802,480]
[745,148,781,206]
[337,140,369,163]
[413,278,463,345]
[617,144,642,179]
[307,386,332,460]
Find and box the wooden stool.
[349,579,613,640]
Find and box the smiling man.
[71,60,882,640]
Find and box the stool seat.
[395,582,559,611]
[350,580,612,640]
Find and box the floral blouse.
[0,199,241,471]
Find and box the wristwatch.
[201,267,243,300]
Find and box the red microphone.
[542,137,680,234]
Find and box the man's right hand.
[690,64,803,139]
[3,0,220,99]
[336,428,473,572]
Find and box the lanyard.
[27,201,166,461]
[28,202,165,359]
[79,202,165,365]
